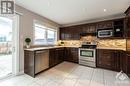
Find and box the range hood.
[80,32,97,36]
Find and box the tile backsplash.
[97,39,126,48]
[58,39,126,49]
[57,40,81,47]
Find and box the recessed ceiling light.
[104,9,107,12]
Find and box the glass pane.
[0,17,13,78]
[47,30,55,44]
[34,26,46,45]
[81,50,93,57]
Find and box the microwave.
[97,28,113,38]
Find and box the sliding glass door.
[0,16,19,79]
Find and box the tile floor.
[0,54,12,78]
[0,62,130,86]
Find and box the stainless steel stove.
[79,42,96,67]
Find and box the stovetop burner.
[80,45,97,49]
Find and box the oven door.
[98,29,113,38]
[79,49,95,62]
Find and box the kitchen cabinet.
[125,6,130,77]
[60,18,125,40]
[24,50,35,77]
[60,26,80,40]
[49,48,64,67]
[97,49,122,71]
[125,6,130,38]
[124,52,130,76]
[81,24,96,33]
[64,47,79,63]
[96,21,113,29]
[113,19,124,38]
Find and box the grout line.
[103,69,106,86]
[89,68,94,86]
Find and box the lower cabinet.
[64,47,79,63]
[97,49,122,71]
[124,52,130,77]
[49,48,64,67]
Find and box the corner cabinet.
[49,48,64,67]
[96,49,123,71]
[64,47,79,63]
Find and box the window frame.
[33,23,57,45]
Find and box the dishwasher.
[35,50,49,74]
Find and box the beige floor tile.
[60,78,77,86]
[0,62,130,86]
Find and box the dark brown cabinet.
[97,49,122,71]
[49,48,64,67]
[60,18,125,40]
[123,52,130,77]
[64,47,79,63]
[81,24,96,33]
[96,21,113,29]
[60,26,80,40]
[24,50,35,77]
[125,7,130,38]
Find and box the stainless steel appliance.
[79,43,96,67]
[97,28,113,38]
[35,50,49,74]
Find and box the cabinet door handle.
[127,54,130,56]
[56,49,62,50]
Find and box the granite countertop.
[97,47,126,51]
[24,46,80,51]
[24,46,126,51]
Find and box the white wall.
[15,5,61,72]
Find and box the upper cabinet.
[60,18,125,40]
[60,26,81,40]
[96,21,113,29]
[125,6,130,38]
[81,24,96,33]
[113,19,124,38]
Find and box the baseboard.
[16,71,24,76]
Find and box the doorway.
[0,16,19,79]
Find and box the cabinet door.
[60,28,65,40]
[71,48,79,63]
[97,49,116,70]
[64,48,73,62]
[125,14,130,38]
[126,52,130,76]
[55,48,64,64]
[49,49,56,67]
[64,48,78,63]
[97,21,113,29]
[81,25,89,33]
[88,24,96,33]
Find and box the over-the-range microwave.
[97,28,113,38]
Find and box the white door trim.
[13,15,20,75]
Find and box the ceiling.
[15,0,130,26]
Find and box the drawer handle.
[127,54,130,56]
[107,63,111,66]
[56,49,63,50]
